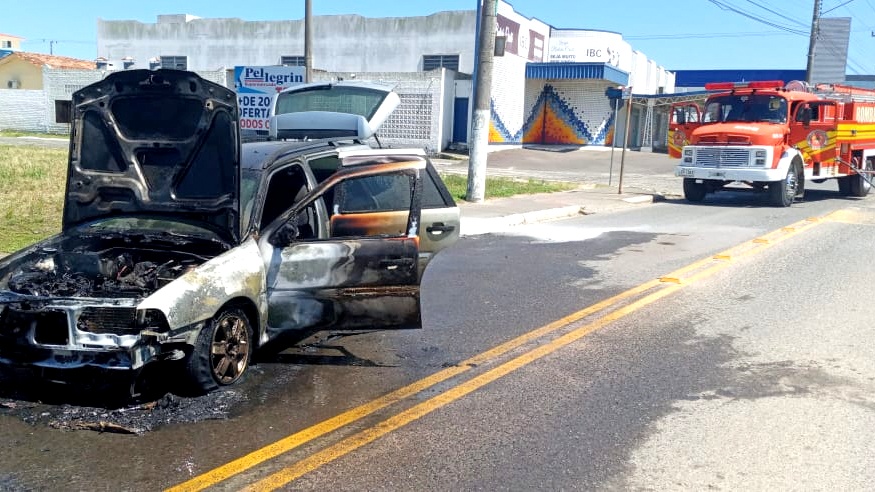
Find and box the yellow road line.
[243,283,688,491]
[169,272,662,491]
[169,212,831,492]
[240,214,830,491]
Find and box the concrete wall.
[439,69,455,149]
[43,69,104,133]
[98,11,477,74]
[315,69,451,153]
[0,57,44,89]
[0,89,46,132]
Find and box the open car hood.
[64,70,241,242]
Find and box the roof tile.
[4,51,94,70]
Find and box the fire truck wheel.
[838,176,851,195]
[683,178,707,202]
[849,157,872,197]
[770,160,801,207]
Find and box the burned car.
[0,70,459,393]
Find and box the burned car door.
[261,156,425,337]
[418,161,460,277]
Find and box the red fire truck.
[669,80,875,206]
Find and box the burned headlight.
[137,309,170,332]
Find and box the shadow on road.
[665,188,867,208]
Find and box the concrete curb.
[621,194,655,204]
[502,205,587,226]
[460,205,585,236]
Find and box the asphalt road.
[1,184,874,490]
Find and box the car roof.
[241,139,372,171]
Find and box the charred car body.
[0,71,459,393]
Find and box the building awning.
[525,62,629,85]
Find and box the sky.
[2,0,874,73]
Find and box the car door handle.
[380,257,415,270]
[426,222,456,235]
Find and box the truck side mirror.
[675,110,686,125]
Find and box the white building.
[93,3,677,150]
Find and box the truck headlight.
[755,150,767,166]
[684,148,693,157]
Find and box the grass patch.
[0,130,68,139]
[439,173,576,202]
[0,145,67,253]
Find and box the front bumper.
[675,166,786,182]
[0,296,176,372]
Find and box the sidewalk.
[436,146,683,235]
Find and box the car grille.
[77,307,138,336]
[696,148,751,167]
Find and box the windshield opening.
[703,94,788,124]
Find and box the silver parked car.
[0,70,459,394]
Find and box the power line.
[706,0,809,35]
[740,0,808,27]
[626,31,797,40]
[838,2,872,72]
[824,0,857,14]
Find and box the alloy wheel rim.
[210,314,249,385]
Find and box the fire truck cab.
[670,80,875,207]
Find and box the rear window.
[274,86,388,120]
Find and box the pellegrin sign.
[234,66,305,130]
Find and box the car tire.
[683,178,707,202]
[770,160,801,207]
[838,175,851,195]
[849,157,872,197]
[184,308,253,394]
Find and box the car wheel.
[770,161,800,207]
[184,308,253,393]
[683,178,707,202]
[849,157,872,197]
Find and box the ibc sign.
[548,30,629,68]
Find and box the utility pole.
[805,0,822,83]
[466,0,497,203]
[304,0,313,83]
[618,87,633,194]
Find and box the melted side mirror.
[270,222,299,247]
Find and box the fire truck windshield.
[703,94,788,124]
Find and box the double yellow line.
[169,213,833,492]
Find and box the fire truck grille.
[696,148,751,167]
